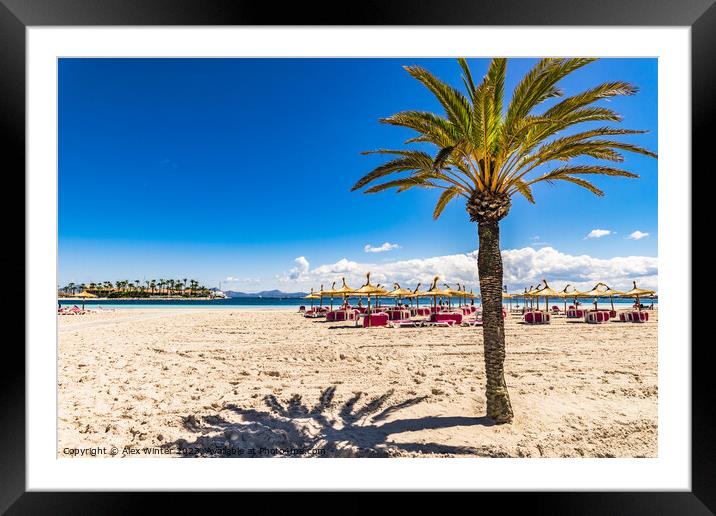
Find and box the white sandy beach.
[58,308,657,458]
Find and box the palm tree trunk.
[477,220,514,424]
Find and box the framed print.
[4,0,711,510]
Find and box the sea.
[58,296,657,310]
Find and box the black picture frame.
[3,0,709,511]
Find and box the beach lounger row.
[564,308,649,323]
[357,310,487,328]
[619,311,649,323]
[304,305,649,328]
[326,309,359,322]
[58,305,116,315]
[58,306,88,315]
[304,306,330,318]
[523,311,551,324]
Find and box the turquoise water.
[58,296,657,310]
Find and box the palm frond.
[433,146,456,171]
[511,179,536,203]
[404,65,472,133]
[524,165,639,188]
[380,111,458,148]
[352,150,434,191]
[363,175,437,194]
[505,58,596,132]
[486,58,507,132]
[433,187,462,219]
[545,81,638,120]
[457,58,477,102]
[543,176,606,196]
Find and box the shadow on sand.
[164,387,499,457]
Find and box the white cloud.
[500,247,657,291]
[364,242,401,253]
[586,229,612,239]
[279,246,657,292]
[627,230,650,240]
[286,256,311,281]
[294,256,310,272]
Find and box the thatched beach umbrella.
[459,284,473,306]
[556,284,581,312]
[536,280,561,311]
[459,284,475,307]
[322,281,340,310]
[315,284,327,309]
[578,282,625,310]
[453,283,468,306]
[353,273,387,314]
[304,288,320,309]
[373,283,385,308]
[332,277,356,306]
[441,283,462,309]
[74,290,97,310]
[407,283,428,309]
[425,277,452,309]
[386,283,413,306]
[523,285,539,310]
[620,281,656,311]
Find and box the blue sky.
[58,58,658,291]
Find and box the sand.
[58,308,657,458]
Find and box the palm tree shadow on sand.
[164,387,500,457]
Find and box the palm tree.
[183,278,188,295]
[352,58,656,423]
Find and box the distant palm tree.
[183,278,188,295]
[150,280,156,294]
[352,58,656,423]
